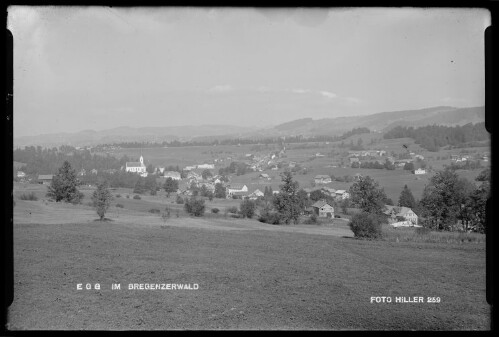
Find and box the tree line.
[383,122,488,151]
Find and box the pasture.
[9,185,489,330]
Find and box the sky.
[8,7,490,137]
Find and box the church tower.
[140,155,144,166]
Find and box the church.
[125,155,147,176]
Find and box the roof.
[315,175,331,179]
[232,191,248,196]
[311,200,333,208]
[228,183,247,190]
[38,174,53,180]
[384,205,415,217]
[164,171,181,177]
[126,162,143,167]
[335,190,346,194]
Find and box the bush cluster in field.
[382,225,485,244]
[19,192,38,201]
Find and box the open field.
[9,193,489,330]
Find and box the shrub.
[115,194,121,198]
[239,199,256,218]
[149,208,160,214]
[230,213,242,218]
[133,195,141,200]
[19,192,38,201]
[226,206,238,214]
[211,208,220,214]
[258,209,282,225]
[303,213,319,224]
[116,203,124,208]
[349,212,383,239]
[334,215,341,218]
[184,197,205,216]
[176,195,184,204]
[415,227,432,235]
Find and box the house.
[91,169,98,175]
[321,187,336,196]
[230,191,249,199]
[310,200,335,218]
[383,205,418,225]
[77,169,86,176]
[349,157,360,164]
[164,171,182,180]
[38,174,53,185]
[414,154,424,160]
[187,171,202,181]
[334,190,350,200]
[414,168,426,175]
[157,167,165,174]
[126,156,146,174]
[314,175,332,184]
[259,173,271,180]
[226,184,249,197]
[184,165,197,171]
[17,171,26,178]
[197,163,215,169]
[315,153,325,157]
[248,189,264,200]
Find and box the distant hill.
[14,106,484,148]
[14,125,259,148]
[262,106,484,137]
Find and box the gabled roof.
[228,183,247,190]
[38,174,53,180]
[384,205,415,217]
[315,175,331,179]
[232,191,248,196]
[126,162,143,167]
[335,190,346,194]
[311,200,333,208]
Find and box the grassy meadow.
[9,183,489,330]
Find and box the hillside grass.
[381,224,485,244]
[10,203,488,330]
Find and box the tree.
[403,162,415,171]
[272,171,301,224]
[419,168,474,231]
[349,176,387,214]
[310,189,326,202]
[351,161,360,169]
[201,169,213,180]
[296,189,310,212]
[214,183,226,199]
[240,199,256,218]
[46,161,84,203]
[163,177,179,197]
[144,175,158,195]
[340,198,350,214]
[146,164,155,174]
[133,178,146,194]
[184,196,205,216]
[91,180,113,220]
[349,212,383,239]
[398,185,416,208]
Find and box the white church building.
[125,156,148,177]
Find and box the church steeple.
[140,155,144,165]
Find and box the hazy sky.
[9,7,489,137]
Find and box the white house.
[164,171,181,180]
[248,189,264,200]
[157,167,165,174]
[334,190,350,200]
[226,184,248,197]
[383,205,418,225]
[414,168,426,175]
[314,175,332,184]
[17,171,26,178]
[38,174,53,185]
[184,165,197,171]
[126,156,146,174]
[259,173,271,180]
[310,200,335,218]
[197,163,215,169]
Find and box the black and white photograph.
[7,6,491,330]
